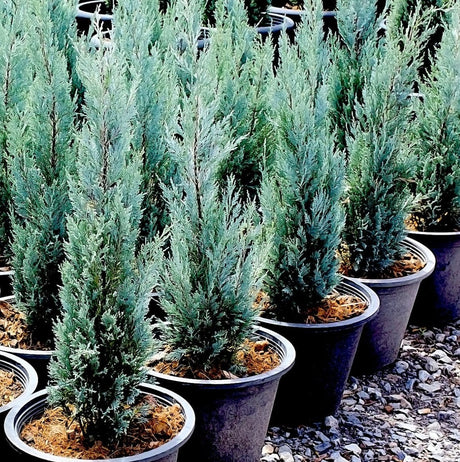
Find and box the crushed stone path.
[262,319,460,462]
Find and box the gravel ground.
[262,319,460,462]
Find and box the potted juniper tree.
[204,0,277,201]
[4,39,194,462]
[147,16,295,459]
[334,0,436,374]
[113,0,179,243]
[0,0,33,297]
[328,0,386,154]
[257,0,379,424]
[407,3,460,326]
[0,0,76,388]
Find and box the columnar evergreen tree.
[0,1,33,258]
[48,45,161,444]
[338,24,423,277]
[204,0,275,201]
[409,3,460,231]
[154,67,268,373]
[329,0,384,152]
[47,0,82,103]
[7,1,76,346]
[115,0,180,241]
[260,0,345,320]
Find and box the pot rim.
[4,384,195,462]
[257,276,380,332]
[256,13,295,34]
[0,351,38,414]
[76,0,113,20]
[407,229,460,238]
[347,236,436,288]
[148,325,295,390]
[268,5,337,17]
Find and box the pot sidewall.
[0,351,38,454]
[408,230,460,326]
[349,237,436,373]
[257,278,379,423]
[148,326,295,462]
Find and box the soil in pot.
[0,368,23,405]
[20,394,185,459]
[151,337,280,380]
[0,300,53,388]
[0,351,39,455]
[5,384,195,462]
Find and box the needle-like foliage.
[48,44,161,445]
[0,1,33,259]
[260,0,345,320]
[337,0,429,276]
[154,59,268,373]
[409,3,460,231]
[7,1,76,346]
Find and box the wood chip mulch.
[0,369,23,406]
[151,338,281,380]
[340,251,426,279]
[21,394,185,460]
[256,291,368,324]
[0,301,49,350]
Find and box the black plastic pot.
[4,384,195,462]
[257,277,379,424]
[407,230,460,327]
[75,0,113,35]
[267,6,337,36]
[0,351,38,455]
[349,237,436,374]
[0,268,13,298]
[148,326,295,462]
[197,13,294,52]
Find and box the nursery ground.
[262,319,460,462]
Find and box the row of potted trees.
[0,0,459,460]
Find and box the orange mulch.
[20,394,185,459]
[0,369,23,406]
[304,293,368,324]
[0,301,49,350]
[257,291,368,324]
[405,213,460,233]
[151,338,281,380]
[340,251,426,280]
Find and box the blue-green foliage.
[115,0,180,242]
[329,0,384,152]
[154,63,267,372]
[211,0,274,201]
[48,45,161,444]
[0,1,33,257]
[410,4,460,231]
[339,36,420,276]
[260,0,345,319]
[333,0,430,277]
[7,1,75,346]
